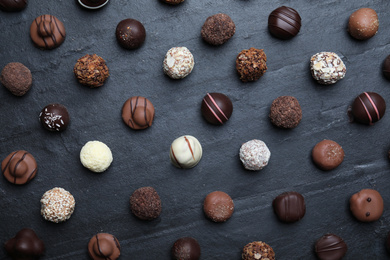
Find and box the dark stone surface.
[1,0,390,259]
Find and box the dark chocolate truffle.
[161,0,184,4]
[315,234,347,260]
[5,228,45,260]
[348,8,379,40]
[1,62,32,96]
[201,93,233,125]
[350,189,383,222]
[386,231,390,254]
[351,92,386,125]
[201,13,235,46]
[116,19,146,50]
[203,191,234,222]
[269,96,302,128]
[74,54,109,88]
[171,237,201,260]
[39,103,70,132]
[30,15,66,50]
[236,48,267,82]
[78,0,109,9]
[2,150,37,185]
[121,96,155,130]
[88,233,120,260]
[382,55,390,80]
[272,191,305,223]
[130,186,162,220]
[312,140,344,171]
[242,241,275,260]
[0,0,27,12]
[268,6,301,40]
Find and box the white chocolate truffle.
[80,141,113,173]
[239,139,271,171]
[40,187,75,223]
[310,52,346,85]
[170,135,202,168]
[163,47,194,79]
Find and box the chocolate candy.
[348,8,379,40]
[350,189,383,222]
[30,15,66,50]
[170,135,202,169]
[171,237,201,260]
[201,13,235,46]
[201,93,233,125]
[121,96,155,130]
[312,140,344,171]
[88,233,120,260]
[236,48,267,82]
[116,19,146,50]
[0,0,26,12]
[239,139,270,171]
[2,150,37,185]
[163,47,194,79]
[74,54,109,88]
[351,92,386,125]
[315,234,347,260]
[161,0,184,5]
[5,228,45,260]
[269,96,302,129]
[242,241,275,260]
[310,52,346,85]
[382,55,390,80]
[1,62,32,96]
[268,6,301,40]
[41,187,76,223]
[130,187,162,220]
[272,191,305,223]
[80,141,113,173]
[386,231,390,254]
[78,0,109,9]
[203,191,234,222]
[39,103,70,132]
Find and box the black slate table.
[1,0,390,259]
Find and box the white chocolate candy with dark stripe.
[170,135,202,169]
[352,92,386,125]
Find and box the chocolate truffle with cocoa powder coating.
[88,233,120,260]
[130,187,162,220]
[5,228,45,260]
[348,8,379,40]
[121,96,155,130]
[312,140,344,171]
[350,189,383,222]
[171,237,201,260]
[269,96,302,129]
[236,48,267,82]
[1,62,32,96]
[203,191,234,222]
[201,13,235,46]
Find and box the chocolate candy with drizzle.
[39,103,70,132]
[351,92,386,125]
[201,93,233,125]
[315,234,347,260]
[88,233,120,260]
[30,14,66,50]
[2,150,37,185]
[0,0,27,12]
[268,6,301,40]
[121,96,155,130]
[170,135,202,169]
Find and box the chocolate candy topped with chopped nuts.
[74,54,109,88]
[310,52,346,85]
[236,48,267,82]
[242,241,275,260]
[163,47,194,79]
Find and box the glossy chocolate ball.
[348,8,379,40]
[39,103,70,132]
[201,93,233,125]
[351,92,386,125]
[5,228,45,259]
[116,19,146,49]
[382,55,390,80]
[268,6,301,40]
[171,237,201,260]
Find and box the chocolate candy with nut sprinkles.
[39,103,70,132]
[2,150,37,185]
[242,241,275,260]
[201,93,233,125]
[121,96,155,130]
[30,14,66,50]
[88,233,120,260]
[351,92,386,125]
[236,48,267,82]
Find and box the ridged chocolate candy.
[268,6,301,40]
[201,93,233,125]
[2,150,37,185]
[351,92,386,125]
[122,96,155,130]
[272,191,305,223]
[315,234,347,260]
[30,15,66,50]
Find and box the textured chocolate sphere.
[203,191,234,222]
[269,96,302,128]
[116,19,146,49]
[39,103,70,132]
[348,8,379,40]
[171,237,201,260]
[201,13,235,45]
[1,62,32,96]
[201,93,233,125]
[268,6,301,40]
[242,241,275,260]
[351,92,386,125]
[315,234,347,260]
[130,187,162,220]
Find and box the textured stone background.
[1,0,390,259]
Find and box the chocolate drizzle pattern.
[2,150,37,185]
[30,14,66,50]
[315,234,347,260]
[201,93,233,125]
[88,233,121,260]
[121,96,155,130]
[268,6,301,40]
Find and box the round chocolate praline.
[315,234,347,260]
[78,0,109,9]
[39,103,70,132]
[0,0,27,12]
[116,19,146,50]
[351,92,386,125]
[2,150,37,185]
[312,140,344,171]
[30,15,66,50]
[1,62,32,96]
[272,191,305,223]
[348,8,379,40]
[268,6,301,40]
[201,93,233,125]
[242,241,275,260]
[269,96,302,129]
[382,55,390,80]
[121,96,155,130]
[203,191,234,222]
[171,237,201,260]
[130,187,162,220]
[5,228,45,259]
[88,233,120,260]
[350,189,383,222]
[201,13,236,46]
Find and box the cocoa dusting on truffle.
[73,54,109,88]
[130,186,162,220]
[236,48,267,82]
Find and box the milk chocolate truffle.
[88,233,120,260]
[171,237,201,260]
[239,139,271,171]
[242,241,275,260]
[30,15,65,50]
[116,19,146,50]
[315,234,347,260]
[1,62,32,96]
[273,191,305,223]
[203,191,234,222]
[201,93,233,125]
[122,96,155,130]
[2,150,37,185]
[0,0,27,11]
[74,54,109,88]
[268,6,301,40]
[310,52,346,85]
[80,141,113,173]
[236,48,267,82]
[130,186,162,220]
[351,92,386,125]
[161,0,184,5]
[5,228,45,260]
[201,13,235,46]
[312,140,344,171]
[40,187,75,223]
[163,47,194,79]
[269,96,302,129]
[382,55,390,80]
[170,135,203,169]
[350,189,383,222]
[348,8,379,40]
[78,0,109,9]
[39,103,70,132]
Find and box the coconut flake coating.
[239,139,270,171]
[163,47,194,79]
[40,187,75,223]
[80,141,113,173]
[310,52,346,85]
